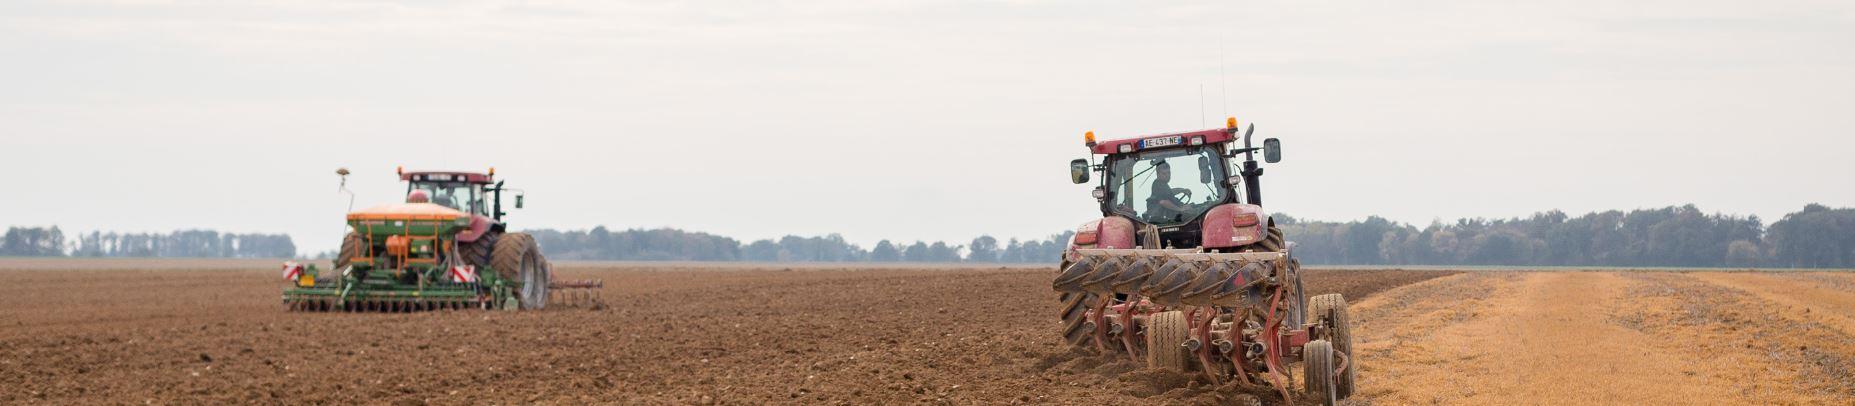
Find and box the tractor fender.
[456,215,498,243]
[1201,203,1269,249]
[1068,216,1137,253]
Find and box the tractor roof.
[400,170,494,184]
[1089,128,1235,155]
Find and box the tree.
[903,242,931,262]
[1767,204,1855,268]
[968,235,999,263]
[871,240,901,262]
[1,226,65,257]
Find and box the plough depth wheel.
[1144,310,1191,371]
[1304,339,1337,406]
[1310,293,1355,397]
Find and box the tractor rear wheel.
[1303,339,1338,406]
[1059,290,1107,347]
[1309,294,1354,398]
[491,233,549,310]
[461,231,499,270]
[1238,225,1286,253]
[334,232,361,270]
[1144,311,1191,371]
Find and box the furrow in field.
[1688,272,1855,337]
[1353,271,1826,405]
[1618,273,1855,403]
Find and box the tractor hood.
[346,203,471,237]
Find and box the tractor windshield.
[409,181,484,216]
[1104,146,1226,225]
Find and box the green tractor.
[282,167,593,312]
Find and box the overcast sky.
[2,0,1851,254]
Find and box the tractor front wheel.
[491,233,549,310]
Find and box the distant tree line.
[0,227,297,258]
[9,203,1853,267]
[524,226,1074,264]
[1,226,67,256]
[528,227,743,261]
[1277,204,1855,268]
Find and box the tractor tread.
[490,233,535,280]
[1304,339,1337,406]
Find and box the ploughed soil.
[0,260,1448,405]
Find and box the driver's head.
[1154,161,1171,182]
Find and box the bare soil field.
[1352,271,1855,404]
[1,260,1850,405]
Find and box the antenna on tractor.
[1199,84,1207,128]
[1220,38,1229,117]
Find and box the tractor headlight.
[1090,187,1106,200]
[1189,136,1204,146]
[1118,144,1133,153]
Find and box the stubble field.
[2,260,1852,405]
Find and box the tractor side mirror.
[514,194,525,209]
[1263,138,1282,163]
[1069,159,1090,184]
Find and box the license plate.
[1141,136,1182,149]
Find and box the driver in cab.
[1146,161,1191,222]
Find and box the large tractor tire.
[1309,294,1355,398]
[334,232,362,270]
[1284,259,1308,328]
[1144,311,1192,371]
[1059,258,1117,350]
[1303,339,1338,406]
[461,231,500,270]
[1059,290,1107,347]
[491,233,549,310]
[1238,224,1287,253]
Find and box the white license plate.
[1141,136,1181,149]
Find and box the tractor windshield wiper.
[1115,163,1159,190]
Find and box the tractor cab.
[1067,118,1283,250]
[1101,142,1231,226]
[399,168,522,221]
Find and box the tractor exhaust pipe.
[1237,124,1262,206]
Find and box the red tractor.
[1054,118,1354,404]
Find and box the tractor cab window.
[409,181,484,216]
[1104,147,1226,225]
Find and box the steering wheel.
[1173,188,1194,203]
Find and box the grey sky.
[2,0,1851,254]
